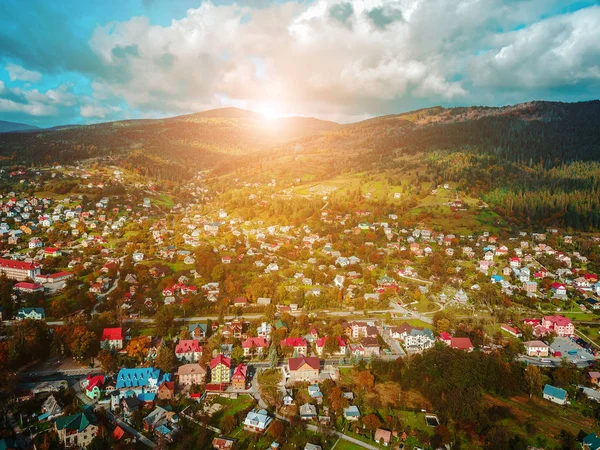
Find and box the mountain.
[0,108,340,177]
[231,100,600,231]
[0,120,40,133]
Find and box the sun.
[256,102,283,120]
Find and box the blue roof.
[344,406,360,417]
[138,393,156,402]
[491,275,503,281]
[584,432,600,450]
[543,384,567,400]
[116,367,170,389]
[155,425,171,436]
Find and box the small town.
[1,1,600,448]
[0,162,599,450]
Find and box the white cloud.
[80,104,120,119]
[5,62,43,83]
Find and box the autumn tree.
[156,343,176,373]
[524,365,542,398]
[354,370,375,392]
[126,336,150,364]
[362,414,383,438]
[97,349,118,374]
[69,327,97,359]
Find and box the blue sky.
[1,0,599,126]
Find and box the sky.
[0,0,599,127]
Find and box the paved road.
[389,302,433,324]
[380,326,406,356]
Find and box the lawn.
[209,395,256,427]
[333,440,365,450]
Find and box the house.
[143,406,168,431]
[360,336,381,357]
[523,340,550,357]
[542,315,574,337]
[282,388,294,406]
[257,322,273,339]
[16,307,45,320]
[100,328,124,350]
[375,428,392,446]
[343,405,360,421]
[175,339,202,363]
[188,323,208,340]
[156,381,174,400]
[307,384,323,400]
[232,364,248,390]
[404,328,435,352]
[543,384,568,405]
[54,408,98,449]
[551,282,567,297]
[243,408,272,433]
[287,357,320,383]
[210,355,231,384]
[177,363,206,386]
[13,282,44,293]
[450,337,474,352]
[280,337,308,356]
[40,395,64,421]
[116,367,171,393]
[300,403,317,420]
[304,444,322,450]
[212,437,235,449]
[242,337,269,357]
[82,374,104,400]
[500,324,522,338]
[583,432,600,450]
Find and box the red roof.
[112,426,125,440]
[439,331,452,341]
[288,356,320,371]
[14,282,43,290]
[210,354,231,369]
[280,337,307,347]
[175,339,202,354]
[44,247,59,253]
[232,364,248,380]
[316,336,346,348]
[0,258,39,271]
[48,271,72,279]
[242,337,268,349]
[159,381,175,392]
[450,337,474,350]
[86,375,105,391]
[544,315,572,327]
[101,327,123,341]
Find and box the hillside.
[0,108,340,177]
[0,120,40,133]
[229,100,600,231]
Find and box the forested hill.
[0,108,340,176]
[0,120,40,133]
[232,100,600,231]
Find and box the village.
[1,163,600,450]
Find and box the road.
[389,302,433,324]
[518,355,593,368]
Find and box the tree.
[231,346,244,364]
[524,365,542,398]
[156,343,176,373]
[154,306,176,337]
[354,370,375,392]
[97,349,118,374]
[69,327,97,359]
[324,336,340,357]
[221,415,237,434]
[126,336,150,363]
[268,420,286,441]
[268,345,279,369]
[362,414,383,438]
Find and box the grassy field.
[209,395,256,427]
[485,394,597,446]
[333,440,366,450]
